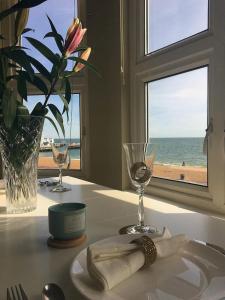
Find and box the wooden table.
[0,176,225,299]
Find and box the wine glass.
[51,142,71,192]
[121,142,157,234]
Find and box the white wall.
[86,0,130,189]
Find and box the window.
[146,0,208,53]
[27,94,81,171]
[129,0,225,213]
[23,0,88,177]
[147,67,208,186]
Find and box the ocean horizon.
[151,137,206,167]
[39,137,207,167]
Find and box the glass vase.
[0,116,43,213]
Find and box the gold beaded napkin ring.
[131,235,157,267]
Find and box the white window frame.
[129,0,225,214]
[25,0,90,180]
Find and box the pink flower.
[74,47,91,72]
[64,18,87,58]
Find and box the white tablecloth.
[0,176,225,299]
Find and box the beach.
[38,157,207,185]
[153,163,207,185]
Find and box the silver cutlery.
[7,284,28,300]
[42,283,65,300]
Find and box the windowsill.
[127,187,225,222]
[143,180,225,217]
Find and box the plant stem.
[43,58,65,108]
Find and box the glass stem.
[137,186,145,227]
[59,168,63,186]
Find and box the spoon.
[42,283,65,300]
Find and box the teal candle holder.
[48,203,86,240]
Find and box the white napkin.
[87,229,188,290]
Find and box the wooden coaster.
[47,234,86,249]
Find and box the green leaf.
[61,71,75,78]
[72,46,88,53]
[22,28,34,34]
[31,101,45,116]
[68,57,101,77]
[0,0,47,22]
[30,102,48,117]
[65,78,71,101]
[32,76,49,95]
[19,70,49,95]
[17,74,27,101]
[47,103,65,136]
[2,89,17,129]
[57,89,69,112]
[44,31,63,42]
[46,15,64,52]
[50,63,59,79]
[44,32,64,53]
[59,59,67,74]
[46,16,63,41]
[5,49,34,80]
[25,37,59,65]
[44,115,59,136]
[63,77,71,116]
[1,45,27,53]
[27,55,51,82]
[58,78,70,116]
[13,0,47,9]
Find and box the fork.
[7,284,28,300]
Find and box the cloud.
[148,67,207,138]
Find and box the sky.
[148,0,208,52]
[23,0,209,139]
[147,0,208,138]
[148,67,208,138]
[23,0,77,71]
[26,94,80,139]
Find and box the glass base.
[50,185,71,193]
[7,204,36,214]
[119,224,158,234]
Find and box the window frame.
[25,0,90,180]
[128,0,225,214]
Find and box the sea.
[39,137,207,167]
[151,137,206,167]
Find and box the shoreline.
[38,157,207,185]
[155,162,206,168]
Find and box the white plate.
[70,234,225,300]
